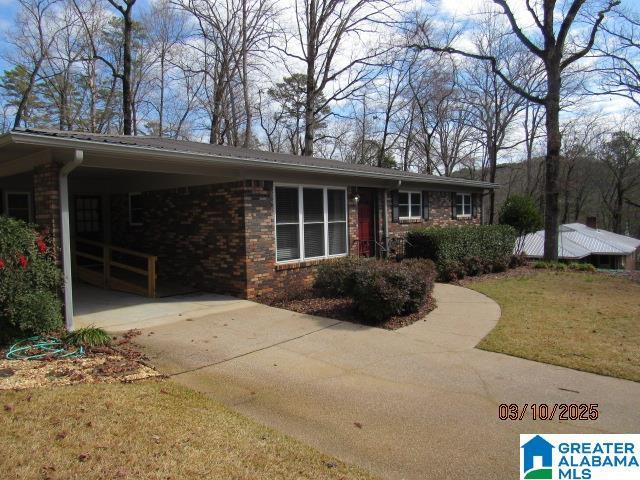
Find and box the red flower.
[36,238,47,254]
[0,259,5,269]
[18,255,28,269]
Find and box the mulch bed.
[265,293,437,330]
[0,329,160,391]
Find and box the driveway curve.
[135,283,640,480]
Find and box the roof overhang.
[0,131,499,190]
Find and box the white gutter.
[59,149,83,330]
[7,132,499,189]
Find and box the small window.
[4,192,31,223]
[456,193,472,217]
[75,196,102,234]
[399,191,421,219]
[129,193,143,225]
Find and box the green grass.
[0,381,376,480]
[469,271,640,382]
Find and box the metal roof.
[0,129,498,189]
[519,223,640,259]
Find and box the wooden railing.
[74,238,157,298]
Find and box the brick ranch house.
[0,129,497,328]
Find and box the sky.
[0,0,637,132]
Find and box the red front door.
[357,190,375,256]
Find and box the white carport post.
[59,150,83,330]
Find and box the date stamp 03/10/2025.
[499,403,600,421]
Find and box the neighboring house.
[0,129,497,328]
[518,219,640,270]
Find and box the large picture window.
[456,193,472,217]
[399,191,421,219]
[275,186,347,262]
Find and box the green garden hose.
[5,336,84,360]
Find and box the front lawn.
[468,271,640,382]
[0,381,375,480]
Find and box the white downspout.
[59,149,83,330]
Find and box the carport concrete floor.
[127,283,640,480]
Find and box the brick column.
[33,161,62,257]
[243,180,275,299]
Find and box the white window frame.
[274,184,348,264]
[456,193,472,217]
[399,191,422,220]
[128,192,143,226]
[3,191,32,223]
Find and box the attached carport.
[0,131,250,330]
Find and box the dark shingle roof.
[6,128,497,188]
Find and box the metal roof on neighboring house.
[518,223,640,259]
[0,128,498,189]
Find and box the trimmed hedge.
[533,261,596,272]
[0,216,63,339]
[406,225,517,281]
[313,257,436,324]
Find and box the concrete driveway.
[133,284,640,480]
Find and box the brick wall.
[110,182,248,297]
[386,191,482,238]
[33,161,62,256]
[107,182,484,300]
[243,182,359,299]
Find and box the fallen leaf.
[78,453,90,462]
[4,404,14,412]
[353,422,363,429]
[55,431,68,440]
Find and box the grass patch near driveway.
[468,271,640,382]
[0,381,375,480]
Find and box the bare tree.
[105,0,137,135]
[279,0,395,156]
[6,0,63,129]
[597,124,640,233]
[593,7,640,107]
[463,16,531,223]
[144,0,186,137]
[411,0,620,260]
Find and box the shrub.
[314,256,367,297]
[498,195,543,254]
[351,259,436,324]
[406,225,517,281]
[64,327,112,348]
[313,257,436,324]
[568,262,596,272]
[0,216,63,336]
